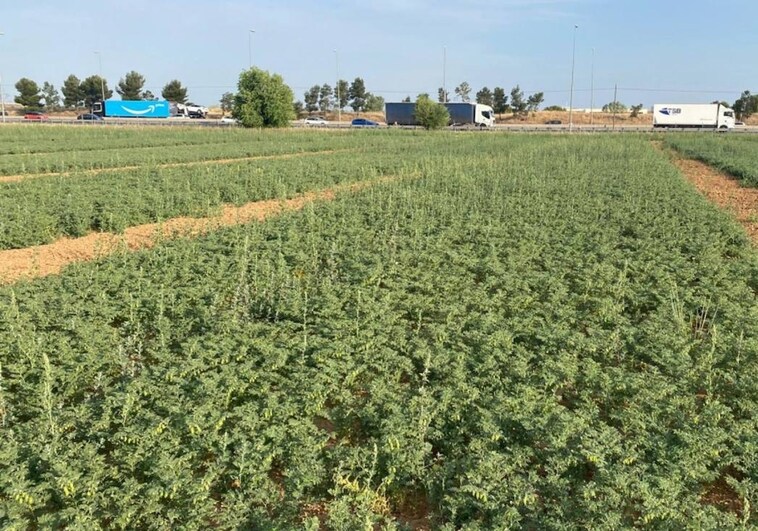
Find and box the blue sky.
[2,0,756,108]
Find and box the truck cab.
[718,107,736,129]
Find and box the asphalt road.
[3,116,758,133]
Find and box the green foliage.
[602,101,627,113]
[40,82,61,111]
[319,84,333,112]
[80,76,113,107]
[493,87,508,114]
[510,85,527,116]
[526,92,544,113]
[630,104,644,117]
[414,95,450,130]
[437,87,449,103]
[733,90,758,120]
[476,87,493,107]
[61,74,84,108]
[348,78,367,112]
[454,81,471,103]
[304,85,319,113]
[666,134,758,186]
[161,80,188,104]
[116,71,146,100]
[220,91,234,114]
[14,78,42,109]
[233,68,295,128]
[1,132,758,528]
[544,105,566,112]
[336,79,349,110]
[364,93,385,112]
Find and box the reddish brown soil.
[0,149,352,184]
[662,143,758,242]
[0,175,402,285]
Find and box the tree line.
[12,72,194,110]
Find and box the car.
[220,116,239,124]
[24,111,49,121]
[351,118,379,128]
[735,121,745,126]
[304,116,328,126]
[77,113,103,121]
[545,119,562,125]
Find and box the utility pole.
[590,47,595,126]
[443,46,447,103]
[568,24,578,132]
[334,49,340,123]
[254,30,255,68]
[612,83,618,131]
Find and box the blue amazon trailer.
[93,100,171,118]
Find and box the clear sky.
[2,0,756,108]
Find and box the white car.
[304,116,328,126]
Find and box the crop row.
[0,126,387,176]
[1,134,756,528]
[665,134,758,186]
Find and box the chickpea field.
[1,126,757,529]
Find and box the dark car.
[77,113,103,121]
[351,118,379,128]
[545,119,562,125]
[24,111,49,121]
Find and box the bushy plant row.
[666,134,758,186]
[1,135,757,529]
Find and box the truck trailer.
[385,102,495,127]
[653,103,735,129]
[93,100,171,118]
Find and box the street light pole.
[443,45,447,103]
[94,51,105,102]
[568,24,578,133]
[590,47,595,126]
[334,49,340,123]
[254,30,255,68]
[0,32,5,123]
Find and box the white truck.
[653,103,735,129]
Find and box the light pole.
[568,24,578,132]
[443,45,447,103]
[94,51,105,102]
[254,30,255,68]
[0,32,5,123]
[334,49,340,123]
[590,47,595,125]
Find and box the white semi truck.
[653,103,735,129]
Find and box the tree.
[437,87,449,103]
[220,92,234,115]
[476,86,493,106]
[402,96,411,103]
[733,91,758,120]
[304,85,320,113]
[544,105,566,111]
[318,84,333,112]
[142,90,157,101]
[116,71,146,100]
[630,104,644,118]
[336,79,349,110]
[232,67,295,128]
[348,77,367,112]
[364,93,384,112]
[80,76,113,107]
[526,92,544,113]
[41,82,61,111]
[162,80,188,103]
[414,94,450,130]
[493,87,508,114]
[510,85,527,116]
[62,75,84,108]
[293,101,305,117]
[602,101,627,113]
[15,78,42,109]
[454,82,471,102]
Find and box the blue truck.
[385,102,495,127]
[92,100,171,118]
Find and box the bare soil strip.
[661,142,758,242]
[0,174,404,284]
[0,149,353,184]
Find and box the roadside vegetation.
[666,134,758,186]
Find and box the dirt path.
[660,142,758,242]
[0,149,353,184]
[0,175,403,285]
